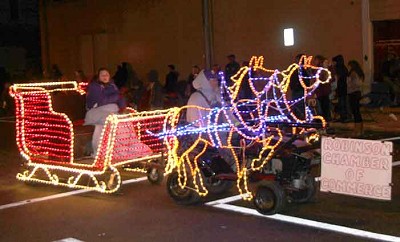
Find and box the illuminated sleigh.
[164,55,330,214]
[10,81,168,193]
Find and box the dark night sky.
[0,0,41,72]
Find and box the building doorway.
[373,20,400,82]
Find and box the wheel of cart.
[165,156,235,205]
[253,174,316,214]
[166,170,201,205]
[164,127,236,205]
[147,161,164,185]
[253,180,286,215]
[273,135,320,204]
[10,81,170,193]
[197,150,235,195]
[286,174,317,204]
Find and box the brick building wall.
[43,0,204,81]
[213,0,363,69]
[41,0,398,83]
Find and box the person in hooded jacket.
[185,70,237,171]
[186,70,221,126]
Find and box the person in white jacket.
[185,69,236,171]
[186,69,220,126]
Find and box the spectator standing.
[113,64,124,88]
[332,55,349,122]
[314,55,332,121]
[212,64,221,77]
[185,65,200,98]
[382,50,400,104]
[164,64,179,107]
[139,70,163,111]
[165,64,179,93]
[225,54,240,86]
[124,62,142,90]
[212,64,221,74]
[347,60,364,137]
[238,61,253,100]
[50,64,63,81]
[290,54,307,119]
[328,60,338,119]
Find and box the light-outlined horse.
[164,55,331,200]
[225,55,330,128]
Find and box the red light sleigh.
[10,81,168,193]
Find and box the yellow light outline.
[164,55,329,200]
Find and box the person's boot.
[353,123,364,137]
[358,122,364,137]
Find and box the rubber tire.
[289,175,317,203]
[166,171,201,205]
[253,181,285,215]
[147,167,164,185]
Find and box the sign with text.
[320,137,392,200]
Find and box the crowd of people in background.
[287,53,365,136]
[0,52,377,137]
[314,54,365,137]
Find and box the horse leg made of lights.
[163,108,207,195]
[165,107,239,197]
[176,136,209,196]
[232,127,284,201]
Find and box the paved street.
[0,156,399,242]
[0,174,382,242]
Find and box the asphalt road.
[0,175,374,242]
[0,126,399,242]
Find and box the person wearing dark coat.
[314,55,332,121]
[84,68,126,155]
[185,65,200,99]
[332,55,349,122]
[225,54,240,86]
[347,60,364,137]
[164,64,179,93]
[289,54,308,119]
